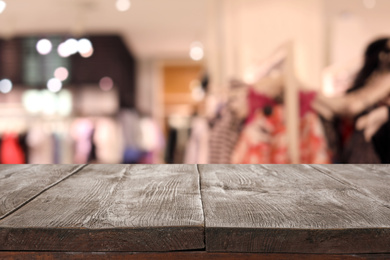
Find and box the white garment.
[94,117,123,164]
[118,109,143,150]
[27,123,54,164]
[184,117,209,164]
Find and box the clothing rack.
[284,41,299,164]
[245,41,300,163]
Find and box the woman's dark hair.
[348,38,390,93]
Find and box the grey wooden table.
[0,164,390,259]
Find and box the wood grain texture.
[0,164,204,252]
[0,164,85,220]
[199,165,390,254]
[312,165,390,207]
[1,252,385,260]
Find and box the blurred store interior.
[1,0,390,164]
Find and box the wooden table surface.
[1,164,390,259]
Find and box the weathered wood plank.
[0,164,85,219]
[0,164,204,252]
[199,165,390,254]
[312,165,390,206]
[0,251,384,260]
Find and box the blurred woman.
[314,38,390,163]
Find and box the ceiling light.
[190,42,204,61]
[36,39,52,55]
[0,1,6,14]
[0,79,12,94]
[116,0,131,12]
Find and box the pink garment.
[247,88,317,122]
[70,119,94,164]
[246,88,277,123]
[299,91,317,118]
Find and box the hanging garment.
[18,134,29,164]
[209,108,244,164]
[94,117,123,164]
[59,129,74,164]
[70,118,94,164]
[139,117,165,164]
[246,88,277,123]
[372,110,390,163]
[184,116,209,164]
[118,109,144,163]
[1,133,25,164]
[299,111,332,164]
[164,116,191,164]
[232,90,330,164]
[164,127,177,164]
[231,105,287,164]
[27,124,54,164]
[53,133,61,164]
[322,108,388,163]
[342,130,381,163]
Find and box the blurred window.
[22,36,71,86]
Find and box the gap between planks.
[0,164,88,221]
[195,164,207,249]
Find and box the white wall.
[326,0,390,65]
[206,0,326,92]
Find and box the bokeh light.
[78,38,94,58]
[57,90,73,116]
[77,38,92,53]
[80,48,94,58]
[54,67,69,81]
[99,77,114,91]
[190,42,204,61]
[116,0,131,12]
[0,1,6,14]
[22,89,72,115]
[36,39,52,55]
[47,78,62,93]
[41,90,57,115]
[65,38,78,55]
[0,79,12,94]
[57,42,70,57]
[57,38,78,57]
[22,90,42,114]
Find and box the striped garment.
[209,108,243,164]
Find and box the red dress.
[231,90,330,164]
[1,133,25,164]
